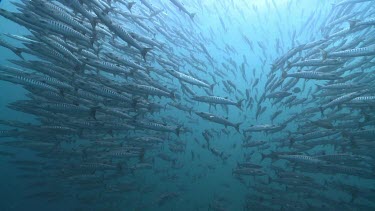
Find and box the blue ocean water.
[1,0,375,210]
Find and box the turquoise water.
[0,0,375,210]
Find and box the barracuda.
[195,111,241,132]
[37,19,92,47]
[0,71,59,93]
[322,44,375,59]
[31,0,91,34]
[320,90,368,115]
[92,7,151,61]
[125,84,176,99]
[0,36,24,59]
[134,120,181,136]
[282,71,340,80]
[166,69,215,91]
[191,95,244,109]
[288,58,343,67]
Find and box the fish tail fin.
[268,176,272,184]
[350,190,358,203]
[159,43,166,49]
[341,131,348,138]
[116,163,124,174]
[289,137,295,146]
[129,167,135,176]
[348,20,357,29]
[77,129,83,138]
[170,91,176,99]
[363,114,372,124]
[342,131,354,142]
[319,106,324,116]
[76,48,83,55]
[90,18,98,31]
[189,13,196,20]
[107,129,114,137]
[319,48,327,60]
[141,47,152,61]
[286,61,291,69]
[12,48,24,60]
[287,130,292,137]
[128,69,137,78]
[86,27,97,48]
[127,2,136,12]
[131,97,141,109]
[176,126,182,137]
[74,63,86,73]
[281,70,287,78]
[242,130,246,137]
[95,43,104,57]
[209,83,215,93]
[236,99,244,110]
[88,28,97,48]
[260,153,266,161]
[235,123,241,132]
[139,148,145,162]
[90,106,101,120]
[59,89,65,97]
